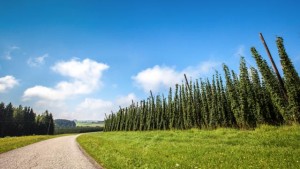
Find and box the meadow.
[76,121,104,127]
[0,135,58,153]
[77,125,300,169]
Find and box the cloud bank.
[23,58,109,100]
[23,58,140,120]
[132,61,220,93]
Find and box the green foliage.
[0,135,58,153]
[239,57,256,128]
[54,126,103,134]
[0,102,54,137]
[276,37,300,122]
[55,119,76,128]
[78,125,300,169]
[104,37,300,131]
[251,47,288,121]
[76,121,104,127]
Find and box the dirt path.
[0,135,101,169]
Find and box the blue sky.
[0,0,299,120]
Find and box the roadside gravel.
[0,135,101,169]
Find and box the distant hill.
[54,119,104,134]
[54,119,76,128]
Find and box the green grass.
[54,126,103,134]
[0,135,63,154]
[77,125,300,169]
[76,121,104,127]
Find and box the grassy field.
[0,135,61,154]
[77,125,300,169]
[76,121,104,127]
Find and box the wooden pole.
[150,90,154,100]
[184,74,190,90]
[259,33,288,101]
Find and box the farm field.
[78,125,300,169]
[0,135,59,154]
[76,121,104,127]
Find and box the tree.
[13,105,24,136]
[103,36,299,132]
[223,65,241,127]
[239,57,256,128]
[48,113,54,135]
[277,37,300,122]
[0,102,5,137]
[251,47,288,122]
[28,108,36,134]
[5,103,14,136]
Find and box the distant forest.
[54,119,76,128]
[0,102,54,137]
[105,37,300,131]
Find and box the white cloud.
[132,65,181,93]
[23,58,109,101]
[23,86,64,101]
[0,75,19,92]
[3,45,19,60]
[132,61,220,93]
[24,91,138,120]
[75,98,114,120]
[234,45,245,58]
[55,93,137,120]
[51,58,108,81]
[73,93,138,120]
[27,53,48,67]
[78,98,113,110]
[116,93,138,108]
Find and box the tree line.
[54,119,76,128]
[0,102,54,137]
[104,37,300,131]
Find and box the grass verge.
[77,125,300,169]
[0,135,63,154]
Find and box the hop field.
[77,125,300,169]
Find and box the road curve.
[0,135,101,169]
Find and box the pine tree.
[5,103,14,136]
[48,113,54,135]
[0,102,5,137]
[14,105,24,136]
[28,108,36,135]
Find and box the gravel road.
[0,135,101,169]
